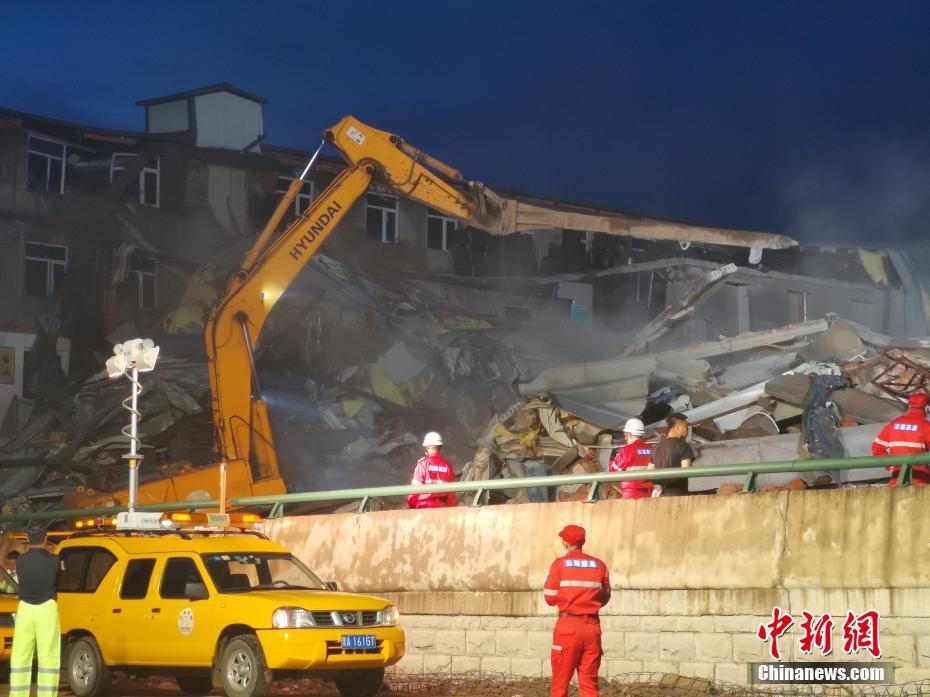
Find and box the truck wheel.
[67,636,112,697]
[334,668,385,697]
[176,676,215,694]
[220,636,271,697]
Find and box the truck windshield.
[201,553,326,593]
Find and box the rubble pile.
[0,255,530,511]
[475,317,930,501]
[0,358,212,514]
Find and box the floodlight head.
[106,338,160,378]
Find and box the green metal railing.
[1,452,927,525]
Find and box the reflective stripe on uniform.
[544,589,559,596]
[552,644,563,651]
[560,580,604,589]
[887,442,928,450]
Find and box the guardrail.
[1,452,927,525]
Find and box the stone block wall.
[389,612,930,684]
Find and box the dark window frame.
[366,193,398,243]
[110,153,160,208]
[27,134,66,194]
[427,209,458,251]
[24,241,68,297]
[159,557,208,600]
[58,547,117,594]
[129,255,158,310]
[120,558,157,600]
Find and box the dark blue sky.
[4,1,930,242]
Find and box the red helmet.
[558,524,586,547]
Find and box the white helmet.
[422,431,444,447]
[623,418,645,436]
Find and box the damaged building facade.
[2,83,930,511]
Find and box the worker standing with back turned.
[407,431,458,508]
[871,392,930,486]
[544,525,611,697]
[609,418,654,499]
[10,527,61,697]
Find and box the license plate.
[341,634,377,650]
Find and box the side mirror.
[324,581,338,592]
[184,581,208,600]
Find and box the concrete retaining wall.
[265,487,930,684]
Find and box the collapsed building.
[1,84,930,513]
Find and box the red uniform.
[871,397,930,486]
[407,453,457,508]
[544,548,611,697]
[609,439,654,499]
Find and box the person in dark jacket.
[10,527,61,697]
[651,413,695,496]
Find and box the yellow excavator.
[66,116,795,509]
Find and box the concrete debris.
[493,315,930,500]
[618,263,737,357]
[799,319,866,363]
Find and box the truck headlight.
[272,607,314,628]
[380,605,400,626]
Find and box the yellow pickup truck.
[56,514,404,697]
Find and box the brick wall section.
[392,614,930,684]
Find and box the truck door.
[148,556,215,666]
[58,547,117,658]
[106,558,157,665]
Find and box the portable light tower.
[106,338,160,512]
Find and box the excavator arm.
[206,116,522,493]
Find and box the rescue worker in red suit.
[544,525,610,697]
[871,392,930,486]
[608,418,654,499]
[407,431,458,508]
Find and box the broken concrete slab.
[688,423,886,491]
[619,263,737,357]
[841,318,930,350]
[381,341,427,383]
[519,354,657,395]
[679,361,835,433]
[764,372,812,407]
[766,373,905,424]
[832,388,904,423]
[652,319,829,362]
[715,351,799,390]
[800,319,866,362]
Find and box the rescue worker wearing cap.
[407,432,458,509]
[608,418,654,499]
[871,392,930,486]
[544,525,611,697]
[0,550,20,594]
[11,527,61,697]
